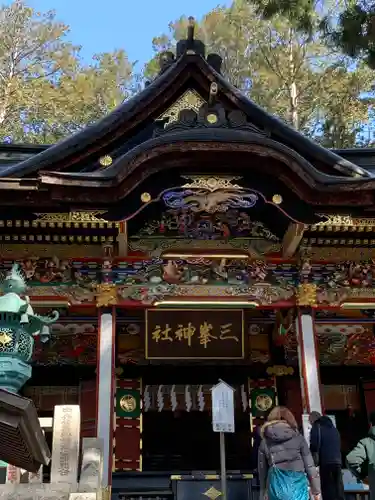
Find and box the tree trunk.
[0,81,12,126]
[288,29,299,130]
[0,52,17,127]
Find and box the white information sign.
[211,380,235,433]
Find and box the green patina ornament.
[0,263,59,393]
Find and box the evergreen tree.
[146,0,373,146]
[328,1,375,69]
[248,0,375,69]
[0,0,134,142]
[249,0,317,34]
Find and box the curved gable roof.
[0,52,369,179]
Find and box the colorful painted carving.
[285,323,375,366]
[5,255,375,308]
[161,175,258,213]
[117,259,295,305]
[162,189,258,213]
[33,323,97,366]
[132,209,278,242]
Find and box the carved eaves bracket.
[282,222,305,258]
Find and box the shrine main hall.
[0,21,373,500]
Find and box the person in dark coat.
[258,406,321,500]
[309,411,344,500]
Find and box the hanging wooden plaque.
[145,308,245,360]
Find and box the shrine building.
[0,21,375,499]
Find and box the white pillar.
[97,311,115,487]
[296,311,322,414]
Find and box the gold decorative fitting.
[206,113,218,124]
[210,82,218,95]
[0,244,107,259]
[101,487,112,500]
[311,214,375,231]
[119,394,137,413]
[99,155,113,167]
[204,487,222,500]
[34,211,117,225]
[255,393,273,412]
[267,365,294,377]
[94,283,118,308]
[304,237,375,247]
[272,194,283,205]
[0,329,12,346]
[306,246,375,262]
[296,283,317,307]
[156,89,206,127]
[182,175,243,192]
[140,192,151,203]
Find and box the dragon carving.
[163,189,258,213]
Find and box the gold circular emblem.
[255,394,273,412]
[0,328,12,347]
[99,155,113,167]
[206,113,218,124]
[206,177,219,190]
[120,395,137,413]
[272,194,283,205]
[140,192,151,203]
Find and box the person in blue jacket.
[309,411,344,500]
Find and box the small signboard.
[211,380,235,433]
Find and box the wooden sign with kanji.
[145,309,244,359]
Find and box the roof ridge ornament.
[176,16,205,58]
[156,15,222,76]
[158,51,175,74]
[187,16,195,48]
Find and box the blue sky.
[18,0,230,65]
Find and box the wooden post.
[117,222,127,257]
[96,308,116,487]
[282,222,305,258]
[295,309,322,414]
